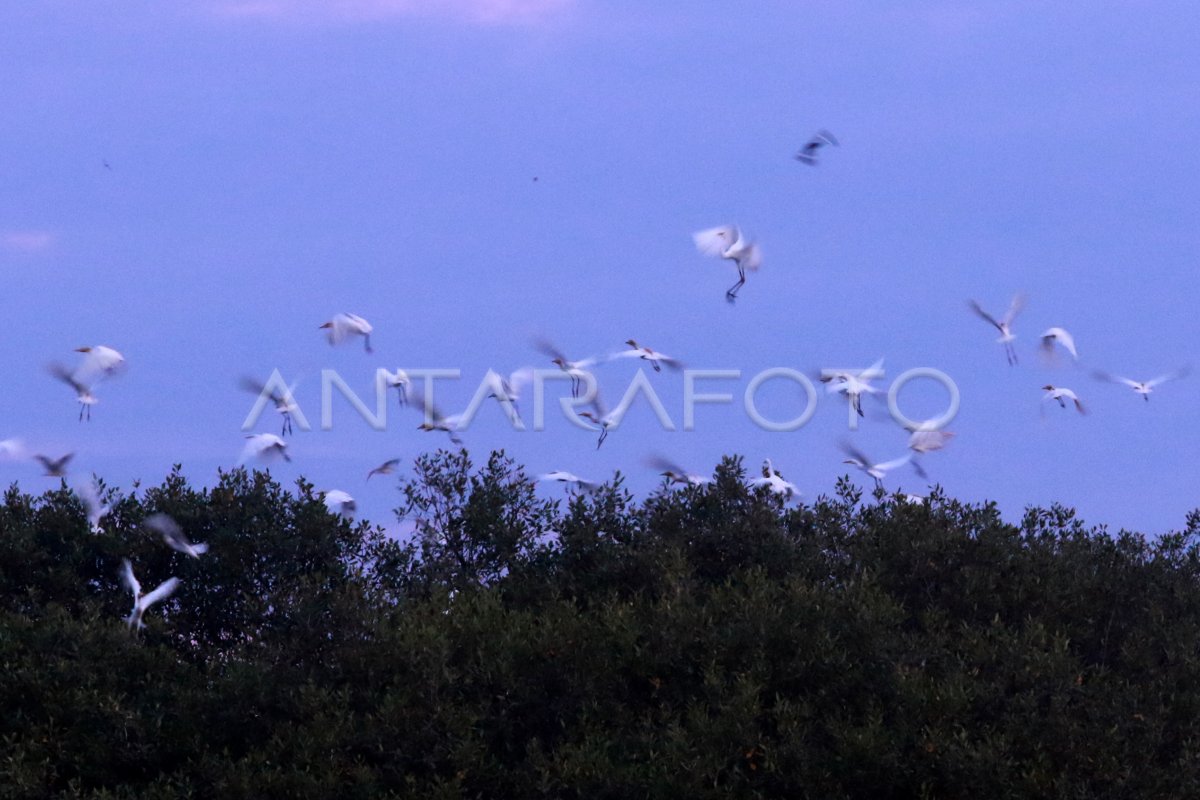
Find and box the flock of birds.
[3,130,1189,632]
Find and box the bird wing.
[119,558,141,598]
[738,242,763,272]
[1001,293,1027,325]
[840,442,874,468]
[507,367,536,395]
[48,362,88,394]
[692,226,734,257]
[1146,367,1190,388]
[531,336,568,363]
[138,577,180,611]
[645,455,687,476]
[967,301,1003,331]
[876,454,913,473]
[146,513,185,548]
[1091,370,1138,388]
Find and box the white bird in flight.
[842,443,925,487]
[411,396,465,445]
[486,367,536,416]
[381,369,411,407]
[119,558,180,631]
[0,439,25,461]
[578,393,618,449]
[1040,327,1078,361]
[537,471,600,492]
[750,459,799,499]
[821,359,884,418]
[239,376,300,437]
[79,479,110,533]
[1092,367,1189,402]
[693,225,763,303]
[969,294,1026,366]
[239,433,291,465]
[615,340,683,373]
[47,363,98,421]
[321,489,357,518]
[147,513,209,558]
[646,455,711,486]
[533,337,605,398]
[1041,385,1086,415]
[904,419,957,454]
[319,313,374,354]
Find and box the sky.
[2,0,1199,534]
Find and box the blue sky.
[2,0,1199,533]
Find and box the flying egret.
[615,341,683,373]
[35,452,74,477]
[367,458,401,481]
[120,558,180,631]
[904,419,957,454]
[1092,367,1190,402]
[321,489,357,518]
[319,313,373,354]
[411,395,465,445]
[78,479,110,533]
[842,443,925,488]
[0,439,26,460]
[1040,327,1078,361]
[969,294,1026,366]
[239,376,300,437]
[821,359,884,417]
[147,513,209,558]
[578,393,618,449]
[537,471,600,493]
[48,363,98,421]
[795,130,838,165]
[750,459,799,499]
[486,367,536,415]
[239,433,291,465]
[646,455,711,486]
[1041,385,1086,415]
[693,225,762,303]
[381,369,411,407]
[533,337,605,398]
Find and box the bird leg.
[725,265,746,303]
[596,428,608,449]
[363,335,373,355]
[398,385,407,407]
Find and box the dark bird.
[795,130,838,165]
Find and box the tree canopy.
[3,451,1200,798]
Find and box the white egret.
[120,558,180,631]
[693,225,762,302]
[842,443,925,488]
[1092,367,1189,402]
[319,313,373,354]
[616,340,683,373]
[147,513,209,558]
[1041,385,1086,414]
[1040,327,1078,361]
[239,433,291,465]
[321,489,357,518]
[537,471,599,492]
[969,294,1026,366]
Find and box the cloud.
[1,230,54,253]
[212,0,571,24]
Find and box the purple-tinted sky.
[3,0,1199,533]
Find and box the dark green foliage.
[3,452,1200,798]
